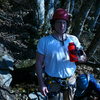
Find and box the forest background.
[0,0,100,99]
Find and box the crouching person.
[74,74,100,100]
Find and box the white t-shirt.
[37,34,82,78]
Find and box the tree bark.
[86,25,100,59]
[34,0,45,28]
[89,0,100,30]
[78,2,94,38]
[71,0,95,37]
[66,0,75,14]
[45,0,54,20]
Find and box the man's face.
[54,19,67,34]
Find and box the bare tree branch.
[66,0,71,12]
[92,55,100,63]
[66,0,75,14]
[70,0,75,14]
[89,0,100,30]
[78,2,94,38]
[71,0,95,37]
[77,61,100,68]
[86,25,100,59]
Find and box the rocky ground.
[5,65,99,100]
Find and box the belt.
[45,74,72,85]
[45,73,76,93]
[45,73,71,80]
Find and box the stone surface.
[29,92,47,100]
[0,54,14,87]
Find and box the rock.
[0,72,12,87]
[0,54,14,87]
[0,43,15,99]
[2,55,14,71]
[0,87,15,100]
[28,92,47,100]
[0,44,7,58]
[29,92,38,100]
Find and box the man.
[36,8,86,100]
[74,74,100,100]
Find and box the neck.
[52,32,67,41]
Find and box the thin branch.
[77,61,100,68]
[78,2,94,38]
[92,11,100,29]
[66,0,71,12]
[88,46,98,60]
[90,0,100,30]
[92,55,100,63]
[86,25,100,58]
[70,0,75,14]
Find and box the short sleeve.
[70,35,83,49]
[75,37,81,48]
[74,36,83,49]
[36,37,45,55]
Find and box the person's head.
[75,74,89,97]
[50,8,70,34]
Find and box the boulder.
[29,92,47,100]
[0,54,14,87]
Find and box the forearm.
[36,62,44,87]
[35,53,48,96]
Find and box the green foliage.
[15,59,36,69]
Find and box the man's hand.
[77,49,87,62]
[78,55,87,62]
[39,83,48,96]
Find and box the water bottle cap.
[69,42,74,45]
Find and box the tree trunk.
[78,2,94,38]
[34,0,45,29]
[86,25,100,59]
[45,0,54,20]
[89,0,100,31]
[71,0,95,37]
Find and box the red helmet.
[52,8,69,21]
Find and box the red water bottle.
[68,42,78,62]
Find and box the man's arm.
[35,52,48,96]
